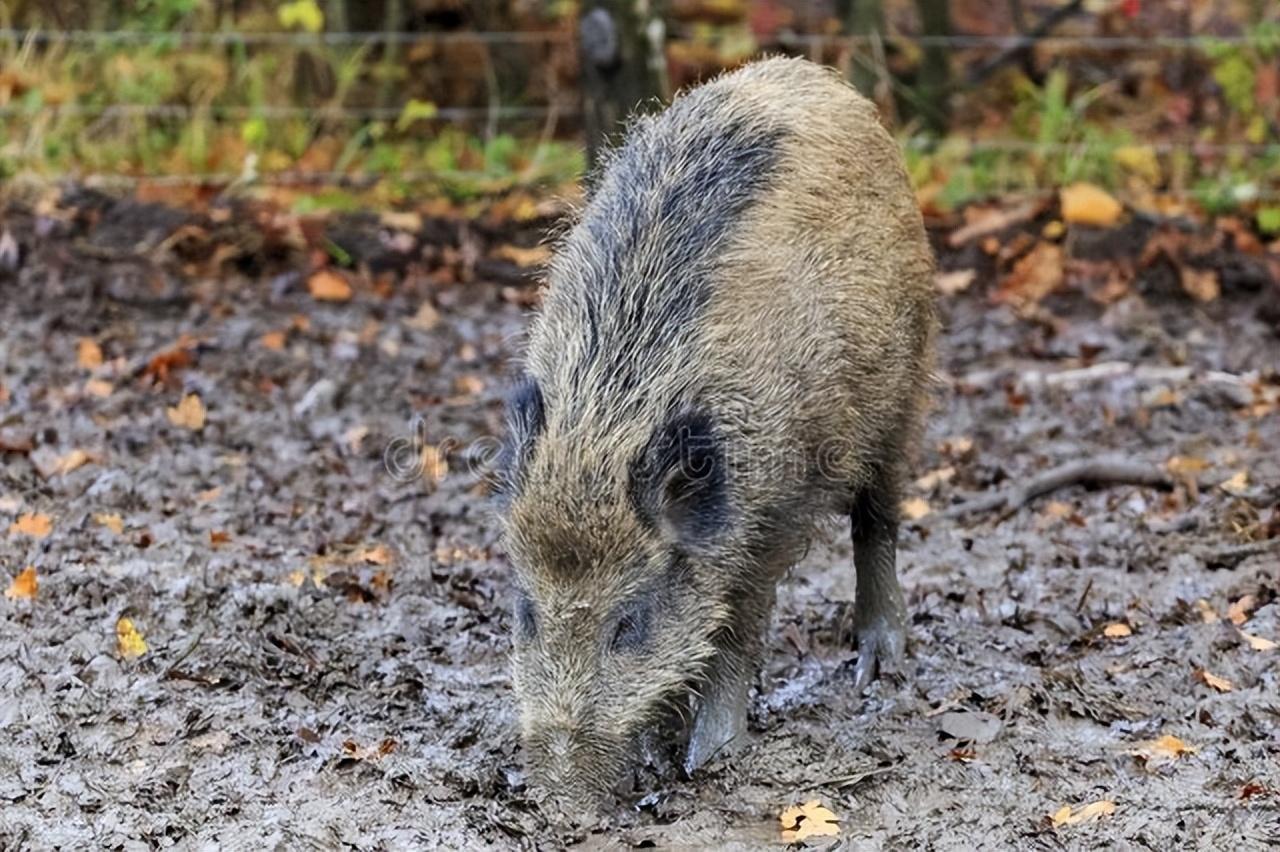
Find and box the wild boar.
[496,56,935,806]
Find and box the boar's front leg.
[683,585,774,775]
[849,473,908,693]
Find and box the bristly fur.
[499,56,936,806]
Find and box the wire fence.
[1,22,1276,197]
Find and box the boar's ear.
[629,408,729,552]
[494,377,545,505]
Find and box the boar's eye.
[609,597,652,653]
[514,590,537,642]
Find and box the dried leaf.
[1194,668,1233,693]
[1218,470,1248,495]
[116,617,148,659]
[355,544,392,566]
[408,301,441,331]
[1051,800,1117,826]
[996,242,1063,308]
[1103,622,1132,638]
[1193,599,1219,624]
[197,487,222,504]
[95,513,124,535]
[1227,595,1256,626]
[900,496,931,521]
[308,269,353,302]
[77,337,104,369]
[1239,631,1277,652]
[913,466,956,491]
[5,565,37,600]
[342,738,397,761]
[421,445,449,487]
[260,330,287,351]
[780,799,840,842]
[167,394,206,431]
[51,449,93,476]
[1166,455,1209,477]
[1130,734,1197,765]
[1061,183,1123,227]
[9,512,52,539]
[495,244,551,267]
[209,530,231,549]
[378,210,423,232]
[85,379,114,398]
[1180,267,1220,303]
[935,269,976,295]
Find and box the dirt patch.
[1,193,1278,848]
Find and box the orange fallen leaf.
[1166,455,1210,477]
[1051,799,1116,826]
[494,243,551,267]
[1195,668,1233,692]
[94,513,124,535]
[1103,622,1132,638]
[342,738,397,761]
[260,330,287,351]
[355,545,392,566]
[1227,595,1257,626]
[996,241,1063,308]
[77,337,104,369]
[5,565,37,600]
[116,616,148,659]
[1061,183,1123,227]
[1130,734,1197,765]
[900,496,931,521]
[209,530,231,549]
[780,799,840,842]
[308,269,352,302]
[167,394,206,431]
[9,512,52,539]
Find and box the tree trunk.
[838,0,886,99]
[579,0,667,173]
[915,0,951,135]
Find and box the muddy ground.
[1,191,1278,850]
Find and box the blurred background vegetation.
[0,0,1278,228]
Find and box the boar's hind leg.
[683,589,773,775]
[849,472,908,693]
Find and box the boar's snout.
[525,723,629,812]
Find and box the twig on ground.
[946,198,1047,247]
[930,458,1174,522]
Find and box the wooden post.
[838,0,886,100]
[579,0,666,172]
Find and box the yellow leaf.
[308,269,352,302]
[116,617,148,659]
[1112,145,1161,185]
[900,496,931,520]
[1103,622,1132,638]
[77,337,104,369]
[379,210,424,232]
[5,565,37,600]
[780,799,840,842]
[913,466,956,491]
[277,0,324,32]
[1218,470,1248,495]
[95,513,124,535]
[1052,800,1116,826]
[1061,183,1123,227]
[495,244,552,268]
[85,379,115,398]
[1195,668,1233,693]
[167,394,206,431]
[9,512,52,539]
[1240,631,1277,652]
[1131,733,1197,764]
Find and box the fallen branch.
[946,198,1047,247]
[930,458,1174,522]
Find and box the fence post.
[579,0,666,173]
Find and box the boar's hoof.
[851,618,906,694]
